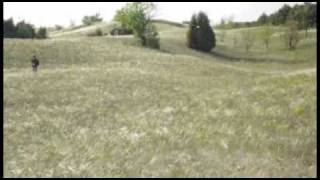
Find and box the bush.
[143,24,160,49]
[36,27,47,39]
[186,11,216,52]
[87,28,104,36]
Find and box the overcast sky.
[4,2,307,27]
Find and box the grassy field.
[3,22,317,177]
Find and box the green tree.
[3,18,16,38]
[302,2,315,37]
[283,20,299,50]
[257,12,268,25]
[277,4,292,24]
[15,21,35,39]
[82,13,103,26]
[186,14,198,49]
[113,2,158,47]
[258,3,316,30]
[186,11,216,52]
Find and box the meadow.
[3,21,317,177]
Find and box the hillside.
[3,21,317,177]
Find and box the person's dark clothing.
[31,56,39,72]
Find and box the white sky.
[4,2,307,27]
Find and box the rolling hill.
[3,21,317,177]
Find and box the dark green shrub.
[186,12,216,52]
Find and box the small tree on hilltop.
[114,2,159,48]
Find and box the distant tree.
[3,18,49,39]
[277,4,292,25]
[15,21,36,38]
[307,3,317,27]
[35,27,47,39]
[55,25,63,31]
[241,30,255,53]
[257,12,268,25]
[302,2,316,37]
[283,20,300,50]
[187,11,216,52]
[260,24,273,50]
[3,18,16,38]
[82,13,103,26]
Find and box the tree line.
[3,18,47,39]
[217,2,316,31]
[257,2,316,34]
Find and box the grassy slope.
[214,27,317,69]
[3,22,317,177]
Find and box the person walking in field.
[31,55,40,72]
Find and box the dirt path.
[272,68,316,77]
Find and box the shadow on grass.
[210,50,303,65]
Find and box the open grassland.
[3,22,317,177]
